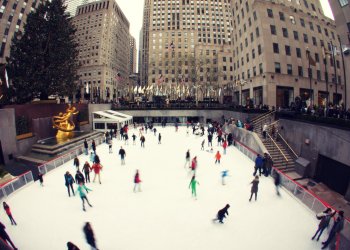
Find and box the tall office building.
[328,0,349,109]
[72,0,130,101]
[0,0,45,64]
[140,0,234,101]
[129,35,137,74]
[64,0,96,16]
[230,0,344,108]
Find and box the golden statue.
[52,104,79,139]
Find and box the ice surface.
[2,126,324,250]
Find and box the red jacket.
[91,163,102,174]
[4,206,11,215]
[223,141,227,149]
[134,173,141,183]
[215,152,221,160]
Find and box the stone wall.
[0,109,17,164]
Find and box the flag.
[307,52,316,66]
[133,86,137,94]
[86,82,89,94]
[4,68,9,88]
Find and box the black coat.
[75,172,85,184]
[217,206,229,219]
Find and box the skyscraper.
[141,0,234,102]
[230,0,344,108]
[0,0,45,64]
[129,35,137,74]
[72,0,130,102]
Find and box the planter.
[16,132,34,140]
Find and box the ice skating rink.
[2,126,324,250]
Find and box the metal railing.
[0,134,104,202]
[251,110,276,124]
[0,171,34,201]
[232,138,350,250]
[266,133,289,162]
[277,132,298,159]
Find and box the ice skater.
[321,211,345,249]
[312,208,335,241]
[3,202,16,226]
[82,161,91,183]
[73,157,80,171]
[124,133,129,145]
[221,170,229,185]
[38,171,44,187]
[64,171,75,197]
[190,156,198,175]
[158,133,161,144]
[89,152,95,163]
[201,139,205,150]
[140,135,145,147]
[215,151,221,164]
[222,140,227,154]
[83,222,98,250]
[76,182,92,211]
[189,175,199,199]
[273,171,281,196]
[213,204,230,224]
[84,139,88,155]
[249,175,259,202]
[91,140,96,154]
[185,150,190,168]
[108,140,113,153]
[119,146,126,165]
[153,127,157,135]
[132,133,137,145]
[67,242,80,250]
[253,154,263,176]
[91,162,103,184]
[0,221,17,249]
[133,170,142,192]
[75,170,85,185]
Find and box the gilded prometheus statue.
[52,104,79,138]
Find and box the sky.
[115,0,334,70]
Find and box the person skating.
[273,171,281,196]
[73,157,80,171]
[83,139,88,155]
[91,162,103,184]
[321,211,345,249]
[67,241,80,250]
[249,175,259,202]
[213,204,230,224]
[3,202,16,226]
[64,171,75,197]
[208,133,213,147]
[221,170,229,185]
[91,140,96,154]
[189,175,199,199]
[0,221,17,250]
[76,182,92,211]
[185,150,190,168]
[89,152,95,163]
[253,154,263,176]
[158,133,161,144]
[82,161,91,183]
[124,133,129,145]
[222,140,227,154]
[132,133,137,145]
[75,170,85,185]
[133,170,142,192]
[119,146,126,165]
[312,208,336,241]
[190,156,198,175]
[108,140,113,153]
[140,135,145,147]
[83,222,98,250]
[153,127,157,136]
[38,171,44,187]
[215,151,221,164]
[201,139,205,150]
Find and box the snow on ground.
[2,126,324,250]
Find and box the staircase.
[251,111,298,173]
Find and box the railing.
[0,133,104,202]
[38,136,104,175]
[277,132,298,159]
[0,171,34,201]
[251,110,276,124]
[232,138,350,250]
[266,133,289,162]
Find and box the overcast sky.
[115,0,334,69]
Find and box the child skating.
[215,151,221,164]
[221,170,229,185]
[3,202,17,225]
[249,175,259,202]
[76,182,92,212]
[133,170,142,192]
[189,175,199,199]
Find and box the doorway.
[276,86,294,108]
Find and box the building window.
[309,22,314,31]
[252,49,255,59]
[275,62,281,73]
[347,22,350,33]
[279,12,285,21]
[256,27,260,37]
[259,63,263,74]
[300,18,305,27]
[303,34,308,43]
[315,53,319,62]
[253,11,257,20]
[317,70,321,80]
[287,64,293,75]
[339,0,348,7]
[312,37,317,46]
[282,28,288,38]
[258,45,262,55]
[267,9,273,18]
[298,66,303,77]
[270,25,276,35]
[285,45,291,56]
[293,31,299,40]
[296,48,301,58]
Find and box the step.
[16,156,46,165]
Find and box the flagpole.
[338,35,347,109]
[330,40,338,104]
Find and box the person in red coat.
[91,163,103,184]
[133,170,142,192]
[2,202,16,226]
[215,151,221,164]
[222,140,228,155]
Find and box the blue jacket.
[255,156,263,167]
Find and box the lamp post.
[330,41,338,104]
[338,35,347,109]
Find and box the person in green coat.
[189,175,199,199]
[76,182,93,212]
